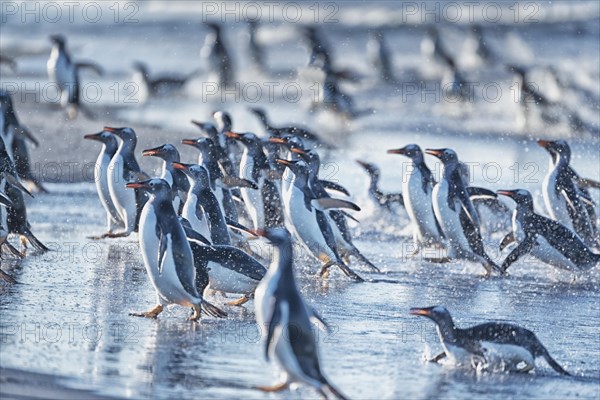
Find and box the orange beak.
[425,149,443,157]
[142,149,160,157]
[409,308,431,316]
[269,137,286,144]
[496,190,515,198]
[387,148,406,155]
[249,229,266,237]
[224,131,241,139]
[291,148,306,155]
[181,139,198,146]
[83,132,101,141]
[103,127,118,133]
[537,139,551,148]
[171,162,188,171]
[276,159,292,167]
[126,182,146,189]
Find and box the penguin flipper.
[221,176,258,190]
[540,347,570,376]
[200,299,227,318]
[21,227,49,252]
[499,232,515,252]
[429,352,447,363]
[313,198,360,211]
[501,236,535,273]
[319,180,351,196]
[307,306,329,332]
[157,227,167,274]
[577,177,600,190]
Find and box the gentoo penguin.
[303,26,332,67]
[173,163,232,246]
[469,25,494,65]
[0,91,44,192]
[224,131,282,229]
[104,127,148,236]
[248,107,332,150]
[425,148,500,275]
[253,227,348,399]
[277,158,363,281]
[126,178,226,321]
[179,217,266,306]
[421,26,454,69]
[355,160,404,211]
[141,144,189,213]
[367,30,395,82]
[410,306,570,375]
[538,139,598,248]
[318,64,372,119]
[83,130,123,238]
[132,61,199,101]
[190,120,235,177]
[297,150,379,272]
[506,65,556,130]
[0,137,47,254]
[47,34,103,118]
[497,189,600,273]
[387,145,445,251]
[201,22,234,88]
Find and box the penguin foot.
[227,295,251,307]
[189,303,202,321]
[87,232,111,240]
[255,382,288,392]
[19,236,28,257]
[2,242,23,259]
[0,269,17,284]
[104,231,131,238]
[201,300,228,318]
[129,304,163,319]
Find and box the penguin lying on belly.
[410,306,570,375]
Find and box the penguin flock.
[1,13,599,400]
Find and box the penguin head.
[126,178,170,197]
[142,143,180,162]
[225,131,259,147]
[276,158,308,179]
[409,305,453,324]
[83,130,117,146]
[537,139,571,161]
[212,111,232,132]
[425,148,458,164]
[248,107,267,121]
[172,162,211,188]
[132,61,149,76]
[387,144,423,161]
[268,135,305,152]
[182,137,214,154]
[497,189,534,208]
[104,127,136,143]
[191,121,220,141]
[355,160,380,178]
[49,34,66,47]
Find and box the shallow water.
[1,1,600,399]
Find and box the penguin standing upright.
[410,306,570,375]
[254,227,348,399]
[47,34,103,118]
[497,189,600,273]
[126,178,226,321]
[83,129,123,238]
[104,127,147,236]
[387,145,445,252]
[538,140,598,248]
[142,143,189,213]
[426,148,500,275]
[367,30,394,82]
[247,20,266,72]
[201,23,234,88]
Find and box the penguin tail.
[22,228,49,252]
[349,247,380,273]
[201,299,228,318]
[323,382,348,400]
[2,241,24,259]
[330,260,364,282]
